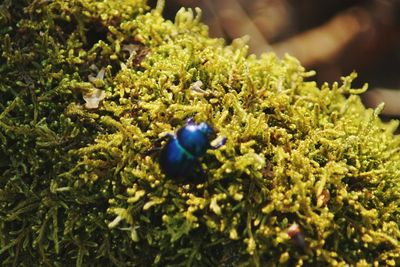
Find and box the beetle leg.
[210,137,227,149]
[156,133,174,142]
[193,160,206,180]
[198,162,206,178]
[145,133,174,155]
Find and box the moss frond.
[1,0,399,266]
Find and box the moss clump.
[1,0,399,266]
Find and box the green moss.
[1,0,399,266]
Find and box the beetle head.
[198,122,216,140]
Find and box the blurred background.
[150,0,400,120]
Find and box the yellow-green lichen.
[1,0,399,266]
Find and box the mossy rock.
[1,0,399,266]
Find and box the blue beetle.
[158,118,226,179]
